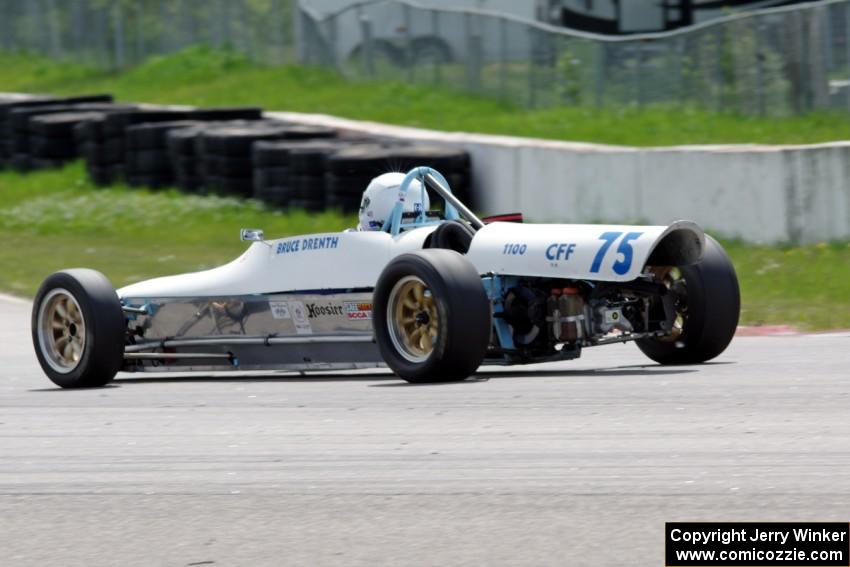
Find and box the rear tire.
[636,236,740,364]
[31,269,126,388]
[373,250,490,383]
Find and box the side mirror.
[240,228,265,242]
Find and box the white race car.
[31,167,740,388]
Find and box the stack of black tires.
[3,95,116,171]
[0,95,54,167]
[166,124,211,193]
[196,122,294,197]
[125,121,202,188]
[79,107,263,187]
[2,91,478,213]
[76,114,124,186]
[29,110,140,170]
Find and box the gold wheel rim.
[38,289,86,374]
[387,276,438,363]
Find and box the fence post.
[633,43,644,108]
[403,3,414,82]
[499,17,508,101]
[135,3,146,66]
[432,9,442,85]
[527,26,536,107]
[43,0,61,58]
[0,0,11,52]
[294,1,305,63]
[755,19,766,116]
[271,0,286,64]
[359,10,375,77]
[113,2,125,70]
[845,2,850,111]
[328,11,339,72]
[465,12,481,93]
[808,5,829,109]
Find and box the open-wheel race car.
[31,167,740,388]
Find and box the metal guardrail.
[297,0,850,114]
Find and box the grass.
[3,47,850,147]
[2,163,848,330]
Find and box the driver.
[358,172,430,231]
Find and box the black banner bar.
[666,522,850,567]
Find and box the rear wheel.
[636,236,740,364]
[373,250,491,383]
[32,269,126,388]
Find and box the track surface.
[2,296,849,566]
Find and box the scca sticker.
[344,301,373,320]
[269,301,291,320]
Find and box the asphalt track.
[1,295,848,567]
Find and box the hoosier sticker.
[344,301,373,320]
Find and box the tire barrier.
[2,93,474,212]
[0,94,113,167]
[125,121,202,188]
[7,100,122,171]
[197,121,321,197]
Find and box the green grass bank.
[3,47,850,147]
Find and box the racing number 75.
[589,231,643,275]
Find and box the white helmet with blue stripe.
[358,172,430,231]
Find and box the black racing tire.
[167,125,208,157]
[176,174,205,193]
[125,149,173,173]
[206,176,254,197]
[126,121,201,151]
[30,111,106,138]
[280,125,338,141]
[29,135,77,159]
[255,166,291,187]
[9,154,31,172]
[127,174,174,189]
[31,269,126,388]
[254,184,290,208]
[200,125,290,155]
[30,157,69,170]
[87,166,120,187]
[288,144,340,174]
[190,107,263,122]
[373,250,490,383]
[103,109,193,138]
[636,236,740,365]
[202,155,254,176]
[428,219,476,254]
[84,139,125,165]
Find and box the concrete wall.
[273,112,850,244]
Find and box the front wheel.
[636,236,740,364]
[373,250,491,383]
[31,269,126,388]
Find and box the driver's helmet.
[358,172,430,231]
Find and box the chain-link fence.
[298,0,850,115]
[2,0,849,116]
[0,0,295,68]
